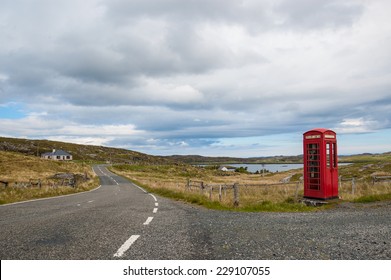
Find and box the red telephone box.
[303,128,338,200]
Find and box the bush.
[235,166,248,173]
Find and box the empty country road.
[1,165,390,259]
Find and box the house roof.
[42,149,72,156]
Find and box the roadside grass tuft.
[239,201,316,212]
[352,193,391,203]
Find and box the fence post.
[294,181,300,201]
[0,180,9,188]
[352,177,356,195]
[233,183,239,207]
[219,185,222,202]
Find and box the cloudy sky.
[1,0,391,157]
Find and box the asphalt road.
[1,165,390,260]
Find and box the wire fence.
[185,179,302,207]
[338,175,391,199]
[0,173,90,189]
[185,175,391,206]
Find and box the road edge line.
[0,185,102,207]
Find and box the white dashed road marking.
[113,235,140,258]
[99,165,161,258]
[143,217,154,225]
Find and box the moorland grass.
[110,165,317,212]
[0,151,98,204]
[111,162,391,212]
[126,177,316,212]
[0,178,99,205]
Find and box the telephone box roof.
[304,128,336,135]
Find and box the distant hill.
[168,152,391,165]
[2,136,390,165]
[339,152,391,163]
[166,154,303,164]
[0,136,172,164]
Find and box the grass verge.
[127,178,232,211]
[352,193,391,203]
[238,200,319,212]
[0,151,99,205]
[111,162,391,212]
[0,176,99,205]
[111,170,317,212]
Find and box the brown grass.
[0,151,98,204]
[339,180,391,201]
[111,164,304,208]
[111,163,391,210]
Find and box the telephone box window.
[306,143,320,190]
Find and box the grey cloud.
[275,0,364,29]
[108,136,219,151]
[105,0,265,24]
[1,0,390,156]
[52,48,131,84]
[105,0,364,32]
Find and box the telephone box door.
[306,142,321,192]
[326,141,338,198]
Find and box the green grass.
[338,162,391,179]
[352,193,391,203]
[340,153,391,163]
[239,200,318,212]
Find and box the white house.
[41,149,73,161]
[218,166,229,172]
